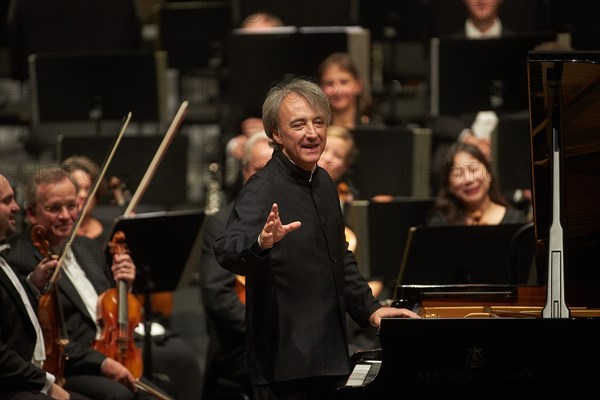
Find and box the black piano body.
[336,317,600,398]
[337,50,600,398]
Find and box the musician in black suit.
[6,167,168,400]
[199,131,273,399]
[0,173,90,400]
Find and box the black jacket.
[0,255,48,392]
[214,149,380,384]
[7,235,112,376]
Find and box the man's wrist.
[26,273,46,297]
[257,234,273,250]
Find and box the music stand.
[430,32,557,116]
[58,134,189,207]
[345,198,435,288]
[350,125,431,199]
[396,223,527,287]
[104,209,205,376]
[27,50,168,155]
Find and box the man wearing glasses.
[6,166,169,400]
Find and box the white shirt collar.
[465,18,503,39]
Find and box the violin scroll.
[108,230,129,255]
[31,225,51,259]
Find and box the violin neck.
[53,285,70,340]
[118,280,129,326]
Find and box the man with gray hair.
[214,78,419,399]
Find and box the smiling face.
[0,175,20,241]
[447,150,492,210]
[27,177,79,247]
[320,64,362,113]
[272,93,327,171]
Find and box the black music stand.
[104,209,205,377]
[396,223,526,287]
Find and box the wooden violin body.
[92,231,143,379]
[31,225,68,386]
[37,289,68,385]
[93,287,143,378]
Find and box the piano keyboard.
[344,360,381,387]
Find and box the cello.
[31,225,68,387]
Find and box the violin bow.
[48,112,132,283]
[124,101,189,216]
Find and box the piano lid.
[528,51,600,307]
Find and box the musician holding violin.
[6,166,169,400]
[0,173,91,400]
[59,155,203,400]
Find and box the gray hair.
[262,78,331,150]
[25,165,75,209]
[242,130,271,167]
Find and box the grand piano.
[336,51,600,398]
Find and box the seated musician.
[199,131,273,399]
[6,166,172,400]
[1,173,90,400]
[59,155,203,399]
[60,156,113,245]
[427,142,527,226]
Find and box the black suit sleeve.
[199,207,246,337]
[0,341,47,392]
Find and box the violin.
[31,225,69,387]
[92,231,144,379]
[109,176,173,321]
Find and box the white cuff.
[42,371,55,394]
